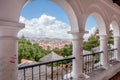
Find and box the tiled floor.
[109,72,120,80]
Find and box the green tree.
[83,34,100,51]
[52,44,72,57]
[18,36,51,63]
[108,30,114,49]
[62,44,72,57]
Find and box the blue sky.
[21,0,69,24]
[20,0,98,39]
[86,16,98,30]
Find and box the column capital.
[99,35,108,40]
[0,20,25,30]
[99,35,108,37]
[68,31,88,41]
[0,20,25,37]
[114,36,120,38]
[114,36,120,41]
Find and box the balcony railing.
[83,51,103,74]
[18,49,118,80]
[18,57,75,80]
[82,49,118,74]
[108,48,117,63]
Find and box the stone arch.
[109,15,120,36]
[52,0,80,32]
[85,5,108,35]
[110,15,120,60]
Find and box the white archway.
[52,0,80,32]
[111,21,119,36]
[110,20,120,61]
[90,12,107,35]
[85,4,109,69]
[85,4,108,35]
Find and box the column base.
[116,59,120,62]
[64,72,89,80]
[101,64,110,70]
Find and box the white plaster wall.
[0,0,28,22]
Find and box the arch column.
[114,36,120,61]
[100,35,109,69]
[68,31,85,80]
[0,20,24,80]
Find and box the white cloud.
[18,14,72,39]
[18,14,98,40]
[84,27,97,40]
